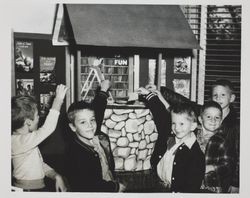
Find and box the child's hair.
[11,95,38,131]
[170,102,197,122]
[200,101,223,116]
[212,79,234,94]
[67,101,94,124]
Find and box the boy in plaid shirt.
[198,101,233,193]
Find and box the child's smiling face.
[212,85,235,110]
[69,109,97,141]
[171,112,197,141]
[199,107,222,133]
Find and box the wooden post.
[198,5,207,105]
[157,53,162,90]
[128,56,134,93]
[77,50,82,101]
[134,55,140,91]
[191,49,197,102]
[65,46,71,109]
[70,54,75,103]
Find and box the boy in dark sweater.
[138,88,205,193]
[65,80,125,192]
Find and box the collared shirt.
[204,129,232,192]
[157,132,196,186]
[92,136,114,182]
[196,125,215,154]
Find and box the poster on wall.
[172,79,190,99]
[16,79,34,96]
[15,41,34,73]
[173,57,191,74]
[39,56,56,84]
[40,92,55,117]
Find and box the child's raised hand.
[100,80,111,92]
[136,87,150,96]
[55,84,68,101]
[145,84,157,92]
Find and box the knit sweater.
[11,109,60,190]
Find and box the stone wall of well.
[101,107,158,172]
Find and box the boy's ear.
[230,94,236,103]
[69,123,76,132]
[24,119,32,127]
[191,121,198,131]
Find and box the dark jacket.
[144,93,205,193]
[66,133,118,192]
[221,110,240,188]
[65,91,119,192]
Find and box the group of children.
[11,79,239,193]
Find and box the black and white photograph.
[40,56,56,83]
[1,1,250,198]
[15,41,34,73]
[16,79,34,96]
[173,57,191,74]
[172,79,190,99]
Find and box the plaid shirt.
[203,129,233,193]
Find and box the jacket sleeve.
[92,90,109,134]
[160,86,201,116]
[216,140,233,191]
[143,92,172,169]
[11,109,60,155]
[224,124,240,187]
[205,135,233,191]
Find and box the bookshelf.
[80,56,130,101]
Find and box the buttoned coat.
[145,94,205,193]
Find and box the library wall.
[13,33,68,158]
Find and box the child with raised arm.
[137,87,205,193]
[198,101,233,193]
[65,80,125,192]
[11,84,68,191]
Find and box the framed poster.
[15,41,34,73]
[173,57,191,74]
[172,79,190,99]
[39,56,56,84]
[16,79,34,96]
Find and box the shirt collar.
[175,132,196,149]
